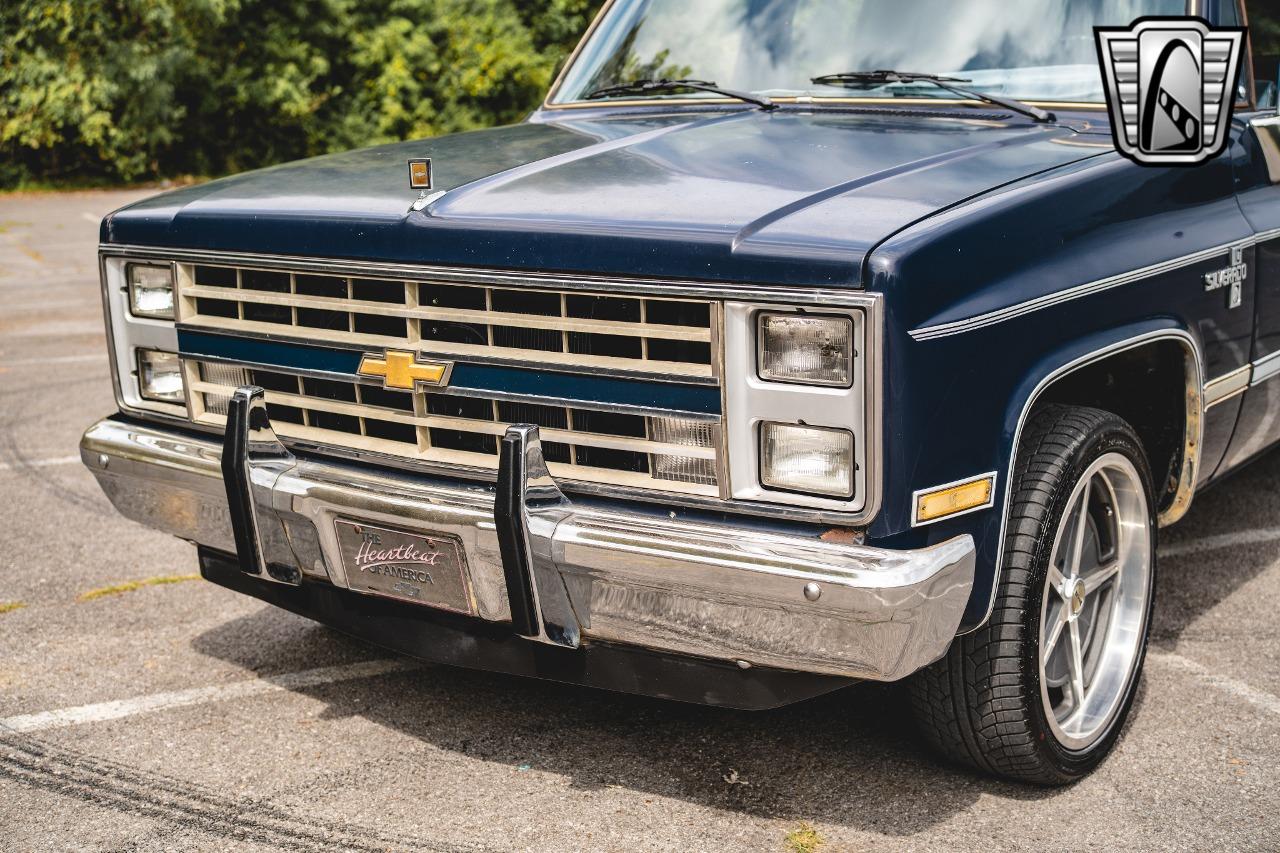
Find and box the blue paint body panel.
[103,112,1098,286]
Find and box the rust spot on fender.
[819,528,863,545]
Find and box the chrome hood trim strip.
[100,243,867,306]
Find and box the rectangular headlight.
[137,349,185,404]
[759,422,854,498]
[758,313,853,387]
[127,263,175,320]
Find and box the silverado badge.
[358,350,452,391]
[1204,245,1248,309]
[1095,17,1246,166]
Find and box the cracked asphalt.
[2,189,1279,851]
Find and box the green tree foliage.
[3,2,1279,190]
[0,0,601,188]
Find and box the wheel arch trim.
[964,324,1203,633]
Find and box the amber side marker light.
[913,474,996,526]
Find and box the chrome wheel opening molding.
[1039,452,1152,751]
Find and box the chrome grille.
[178,263,723,497]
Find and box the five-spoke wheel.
[1039,452,1152,750]
[910,405,1156,784]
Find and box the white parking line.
[1147,652,1280,718]
[2,353,103,368]
[1161,528,1280,558]
[0,455,81,472]
[80,212,100,224]
[0,659,420,735]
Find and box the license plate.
[334,520,472,614]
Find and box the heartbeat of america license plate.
[333,520,473,614]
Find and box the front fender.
[869,313,1201,630]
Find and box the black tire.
[908,404,1157,785]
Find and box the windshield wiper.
[811,70,1055,124]
[585,78,777,111]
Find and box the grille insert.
[179,263,723,497]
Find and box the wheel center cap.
[1067,578,1086,616]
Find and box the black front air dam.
[198,547,854,710]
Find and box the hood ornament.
[407,158,432,189]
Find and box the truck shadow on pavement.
[194,606,1051,834]
[188,449,1280,835]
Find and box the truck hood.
[105,109,1101,287]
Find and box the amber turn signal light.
[914,475,995,525]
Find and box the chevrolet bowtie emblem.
[358,350,452,391]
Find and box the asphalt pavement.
[1,189,1279,851]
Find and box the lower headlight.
[759,422,854,498]
[137,349,185,404]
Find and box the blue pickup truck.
[82,0,1279,784]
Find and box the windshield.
[552,0,1189,106]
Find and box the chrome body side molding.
[1204,364,1252,409]
[1197,347,1280,400]
[1250,350,1280,387]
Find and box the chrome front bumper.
[81,406,974,682]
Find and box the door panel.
[1219,114,1280,473]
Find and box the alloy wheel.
[1038,451,1152,751]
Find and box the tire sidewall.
[1020,413,1158,778]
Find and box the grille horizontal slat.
[182,316,712,379]
[176,260,723,498]
[182,285,711,342]
[189,380,716,460]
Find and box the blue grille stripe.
[180,330,363,375]
[177,329,721,416]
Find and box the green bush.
[0,0,600,188]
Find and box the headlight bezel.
[722,300,879,517]
[99,254,189,421]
